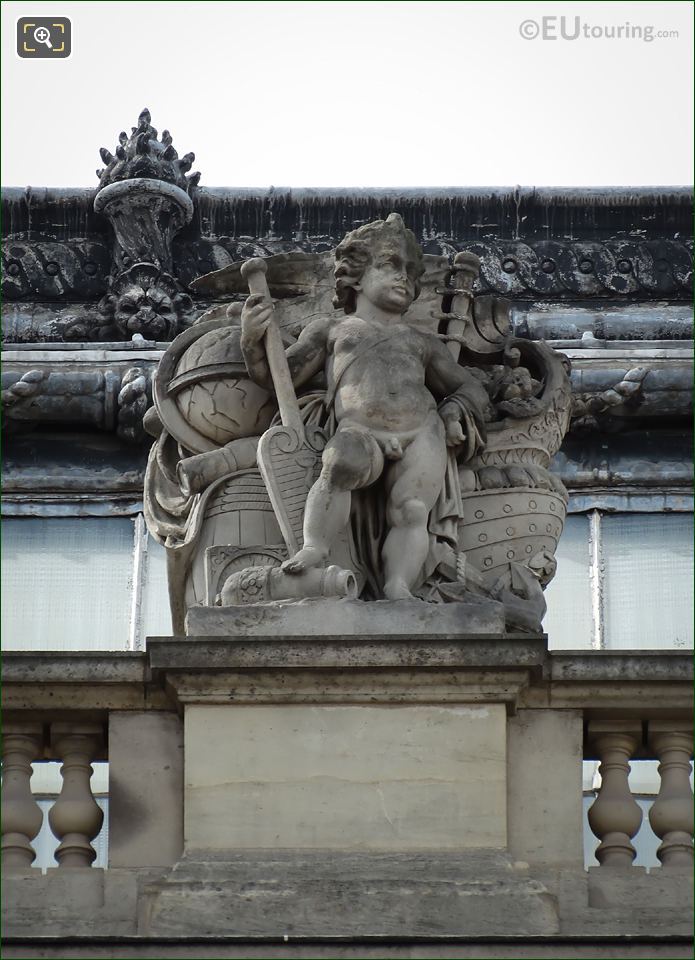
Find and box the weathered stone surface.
[4,187,693,309]
[3,343,692,438]
[2,651,147,684]
[1,350,162,443]
[3,647,692,714]
[508,709,584,866]
[519,303,693,342]
[184,704,506,853]
[185,597,506,638]
[143,852,557,938]
[1,651,168,713]
[550,650,694,683]
[531,865,694,938]
[2,940,693,959]
[1,868,142,938]
[149,634,547,668]
[587,865,694,913]
[108,712,183,868]
[3,861,692,954]
[147,632,546,709]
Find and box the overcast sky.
[2,0,693,188]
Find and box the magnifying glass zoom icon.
[33,26,53,48]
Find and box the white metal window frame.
[588,509,605,650]
[129,513,149,652]
[578,507,693,650]
[1,509,160,653]
[3,500,691,652]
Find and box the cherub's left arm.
[425,336,489,456]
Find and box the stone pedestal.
[142,852,559,938]
[184,596,506,638]
[185,702,507,853]
[141,600,560,936]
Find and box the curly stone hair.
[332,213,425,313]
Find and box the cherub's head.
[333,213,425,315]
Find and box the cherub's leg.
[282,470,348,573]
[382,417,447,600]
[282,427,383,573]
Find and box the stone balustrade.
[1,722,44,870]
[1,644,692,956]
[6,710,690,878]
[47,724,105,868]
[1,720,105,872]
[648,724,695,869]
[587,719,694,870]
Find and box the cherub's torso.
[327,316,437,433]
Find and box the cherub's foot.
[281,545,327,574]
[383,578,414,600]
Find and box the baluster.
[587,722,643,868]
[648,723,694,870]
[1,722,44,871]
[48,723,104,868]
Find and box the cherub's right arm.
[240,294,273,388]
[285,317,331,389]
[240,294,329,391]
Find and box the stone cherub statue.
[144,212,572,634]
[240,213,488,600]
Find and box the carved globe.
[172,324,275,445]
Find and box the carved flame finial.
[96,107,200,195]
